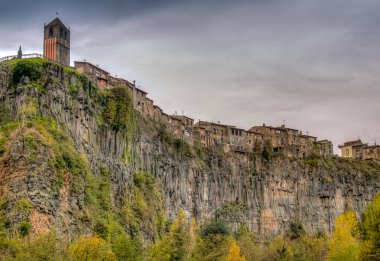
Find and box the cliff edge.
[0,58,379,241]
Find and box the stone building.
[338,139,367,159]
[145,98,155,119]
[109,75,129,87]
[193,121,232,147]
[316,140,333,157]
[298,133,317,157]
[171,115,194,128]
[43,17,70,66]
[131,87,149,115]
[168,116,186,137]
[246,131,264,152]
[171,115,194,138]
[363,145,380,161]
[74,61,110,89]
[249,124,290,152]
[249,124,320,157]
[249,124,285,151]
[228,127,246,152]
[153,105,164,122]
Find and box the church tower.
[43,17,70,66]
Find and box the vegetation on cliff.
[0,194,379,260]
[0,58,379,260]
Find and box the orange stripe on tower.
[53,38,56,62]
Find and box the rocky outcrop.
[0,61,379,240]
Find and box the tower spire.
[17,45,22,59]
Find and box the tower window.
[49,27,53,37]
[65,31,68,39]
[60,28,64,37]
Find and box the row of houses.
[74,60,377,161]
[338,139,380,161]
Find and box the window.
[346,149,349,156]
[60,28,63,37]
[49,27,54,37]
[65,31,68,39]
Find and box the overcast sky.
[1,0,379,153]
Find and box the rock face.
[0,61,379,239]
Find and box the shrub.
[94,221,109,239]
[0,137,6,156]
[290,221,305,239]
[200,218,230,238]
[11,59,43,84]
[18,221,32,237]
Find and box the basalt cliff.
[0,59,379,242]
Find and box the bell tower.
[43,17,70,66]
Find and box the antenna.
[56,10,59,17]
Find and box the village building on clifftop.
[2,17,379,161]
[338,139,380,161]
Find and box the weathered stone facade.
[43,18,70,66]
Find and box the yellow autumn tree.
[328,211,360,261]
[69,235,116,261]
[226,238,247,261]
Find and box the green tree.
[191,234,228,261]
[200,218,230,238]
[111,233,143,261]
[360,193,380,260]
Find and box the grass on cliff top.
[5,57,84,85]
[303,153,380,180]
[6,58,136,133]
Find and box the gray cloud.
[1,0,379,153]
